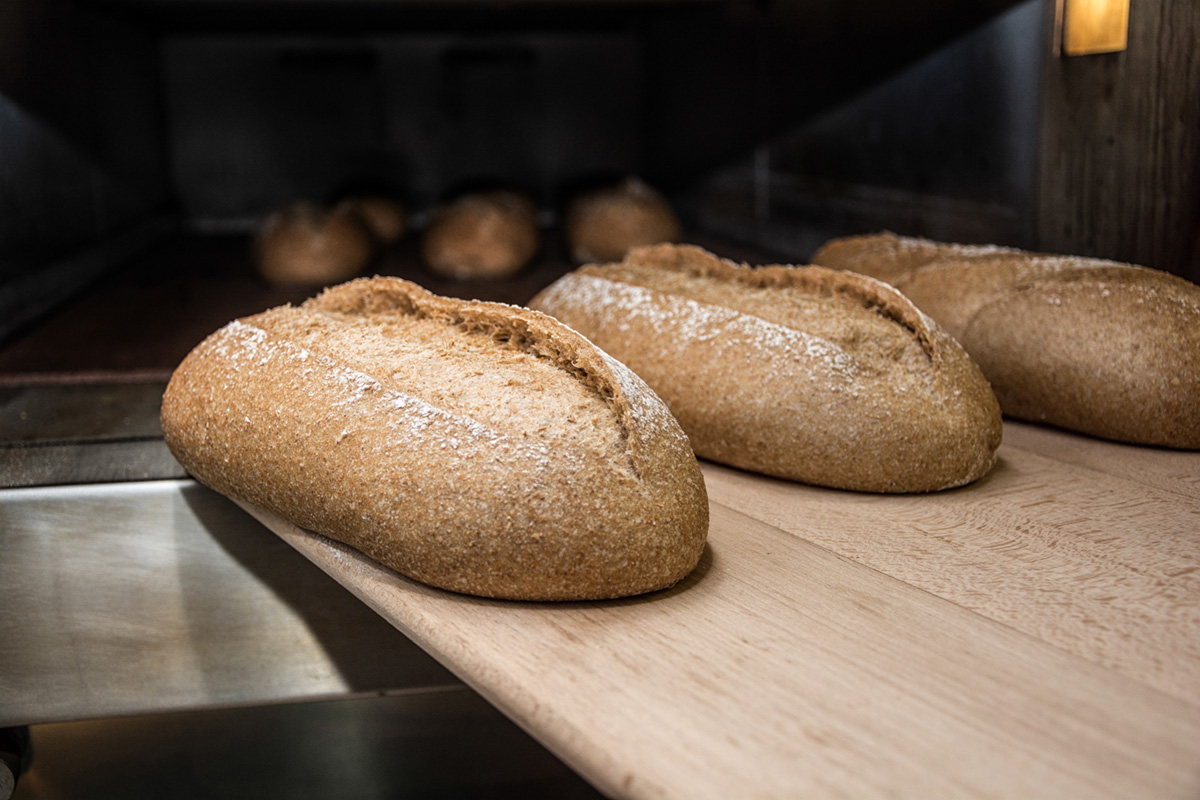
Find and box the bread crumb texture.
[530,243,1003,493]
[812,231,1200,448]
[162,276,708,600]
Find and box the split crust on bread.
[530,243,1003,493]
[812,231,1200,448]
[162,276,709,600]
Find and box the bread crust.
[162,276,708,600]
[529,243,1002,493]
[812,232,1200,448]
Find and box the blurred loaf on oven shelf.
[530,243,1003,493]
[253,201,377,287]
[564,176,682,263]
[421,190,540,280]
[812,231,1200,449]
[161,276,708,601]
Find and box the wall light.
[1056,0,1130,56]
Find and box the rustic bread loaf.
[253,201,376,287]
[565,176,682,263]
[811,232,1200,448]
[161,276,708,600]
[422,191,540,280]
[529,243,1002,493]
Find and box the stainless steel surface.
[0,439,185,489]
[0,381,167,442]
[0,381,186,488]
[10,691,605,800]
[0,479,459,727]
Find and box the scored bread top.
[162,276,708,600]
[898,254,1200,339]
[530,243,1003,493]
[581,240,943,382]
[299,276,675,473]
[809,231,1200,448]
[810,230,1021,285]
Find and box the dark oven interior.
[2,0,1064,380]
[1,0,1196,796]
[5,0,1196,388]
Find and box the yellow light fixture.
[1056,0,1130,56]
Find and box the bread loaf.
[422,191,539,280]
[529,243,1002,493]
[565,176,682,263]
[161,276,708,600]
[253,201,376,287]
[812,232,1200,448]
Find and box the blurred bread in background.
[253,201,376,288]
[565,176,682,264]
[422,190,540,280]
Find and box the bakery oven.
[1,0,1196,795]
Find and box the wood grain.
[1001,420,1200,498]
[236,425,1200,799]
[703,437,1200,705]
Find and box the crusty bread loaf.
[422,191,539,280]
[253,201,376,287]
[161,276,708,600]
[811,232,1200,448]
[565,176,682,263]
[529,243,1002,493]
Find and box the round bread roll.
[336,195,408,245]
[565,176,682,263]
[254,201,376,287]
[422,191,540,280]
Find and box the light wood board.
[237,421,1200,799]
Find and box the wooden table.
[239,421,1200,799]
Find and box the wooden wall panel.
[1037,0,1200,280]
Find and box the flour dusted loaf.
[529,243,1002,493]
[812,232,1200,448]
[161,276,708,600]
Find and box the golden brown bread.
[529,243,1002,493]
[421,191,540,280]
[565,176,682,263]
[161,276,708,600]
[811,232,1200,448]
[253,201,376,287]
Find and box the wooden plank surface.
[236,421,1200,799]
[703,426,1200,705]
